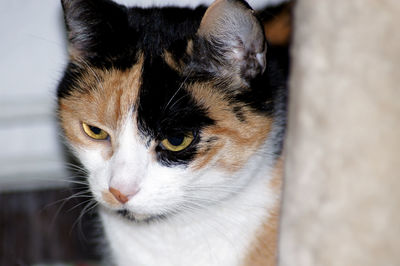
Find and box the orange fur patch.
[188,82,272,172]
[263,4,292,46]
[59,55,143,159]
[242,157,283,266]
[102,190,120,207]
[163,50,183,73]
[186,39,194,56]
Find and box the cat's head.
[58,0,278,222]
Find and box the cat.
[57,0,287,265]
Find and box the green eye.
[161,132,194,152]
[82,122,109,140]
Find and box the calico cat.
[58,0,286,265]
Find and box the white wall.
[0,0,68,191]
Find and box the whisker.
[168,94,190,111]
[70,200,99,240]
[62,163,88,174]
[67,197,95,212]
[163,67,193,112]
[44,190,91,209]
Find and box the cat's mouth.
[117,209,169,223]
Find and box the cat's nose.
[109,187,129,204]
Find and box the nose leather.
[109,187,129,204]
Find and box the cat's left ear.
[194,0,267,85]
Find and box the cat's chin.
[116,209,169,223]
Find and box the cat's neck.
[100,149,280,266]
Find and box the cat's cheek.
[75,147,106,172]
[73,147,112,200]
[185,150,270,204]
[88,172,110,205]
[123,165,188,214]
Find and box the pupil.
[89,126,101,135]
[168,135,184,146]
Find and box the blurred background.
[0,0,68,192]
[0,1,101,264]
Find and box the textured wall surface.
[279,1,400,265]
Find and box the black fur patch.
[137,56,214,166]
[61,0,206,70]
[61,0,138,69]
[117,209,169,223]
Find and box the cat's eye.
[82,122,109,140]
[161,132,194,152]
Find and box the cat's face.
[59,0,276,222]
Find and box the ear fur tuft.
[195,0,267,85]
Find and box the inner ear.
[195,0,267,84]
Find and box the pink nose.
[109,187,129,204]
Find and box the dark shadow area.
[0,187,102,265]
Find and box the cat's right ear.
[61,0,131,60]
